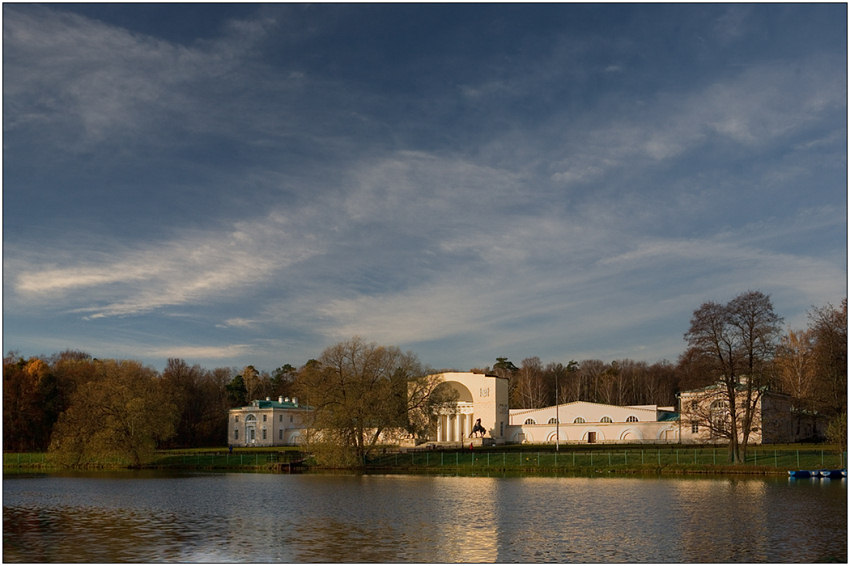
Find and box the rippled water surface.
[4,471,846,562]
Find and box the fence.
[365,448,846,472]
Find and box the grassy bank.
[5,444,845,476]
[363,444,846,476]
[3,447,308,473]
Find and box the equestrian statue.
[470,418,486,438]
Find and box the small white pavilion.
[430,372,510,444]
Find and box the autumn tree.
[271,363,298,398]
[775,329,817,410]
[808,300,847,417]
[161,359,232,448]
[295,337,439,466]
[683,290,782,463]
[49,359,177,467]
[241,365,262,401]
[3,355,60,452]
[226,374,248,406]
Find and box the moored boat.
[788,470,814,478]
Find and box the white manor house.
[228,371,804,447]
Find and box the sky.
[3,3,847,374]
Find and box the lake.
[3,471,846,562]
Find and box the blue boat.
[818,469,845,478]
[788,470,814,478]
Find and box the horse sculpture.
[470,418,487,438]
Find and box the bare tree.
[809,300,847,417]
[684,290,782,463]
[775,329,817,408]
[514,357,547,409]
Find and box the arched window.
[710,400,730,434]
[246,414,257,422]
[548,418,559,424]
[626,416,638,422]
[524,418,536,425]
[600,416,613,423]
[574,417,585,423]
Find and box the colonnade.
[435,403,476,442]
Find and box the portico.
[435,403,476,442]
[429,372,510,445]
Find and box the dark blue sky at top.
[3,3,846,372]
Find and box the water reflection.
[4,472,846,563]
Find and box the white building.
[677,380,810,444]
[430,372,511,444]
[229,373,811,448]
[507,401,680,444]
[229,396,311,447]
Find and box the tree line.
[4,294,845,466]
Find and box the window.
[262,429,267,440]
[600,416,613,423]
[710,400,730,435]
[279,415,283,422]
[525,418,536,425]
[234,429,238,440]
[290,416,294,423]
[279,429,283,440]
[574,417,585,423]
[548,418,559,424]
[691,423,699,433]
[626,416,638,422]
[235,416,239,422]
[263,414,267,422]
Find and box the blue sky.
[4,4,846,373]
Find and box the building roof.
[679,380,787,397]
[509,400,660,416]
[657,411,680,422]
[235,398,309,410]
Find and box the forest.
[4,297,845,463]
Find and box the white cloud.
[550,53,844,184]
[145,343,252,360]
[11,210,322,318]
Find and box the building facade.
[228,396,311,447]
[430,372,511,444]
[226,374,815,448]
[677,381,801,444]
[507,401,680,444]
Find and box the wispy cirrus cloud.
[4,4,844,372]
[11,209,322,318]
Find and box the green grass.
[5,444,844,475]
[364,445,846,475]
[3,447,308,473]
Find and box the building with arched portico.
[429,372,510,445]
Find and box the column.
[454,412,460,442]
[436,415,442,442]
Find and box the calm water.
[3,471,846,563]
